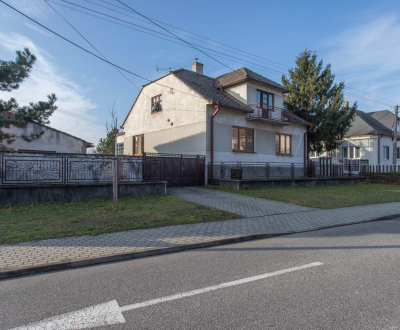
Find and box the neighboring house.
[310,109,400,166]
[1,119,94,154]
[118,61,309,165]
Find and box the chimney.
[192,58,203,75]
[343,101,349,108]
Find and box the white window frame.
[117,143,124,155]
[343,146,360,159]
[383,146,390,160]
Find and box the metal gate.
[144,153,205,187]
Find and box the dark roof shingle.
[215,67,289,92]
[172,69,251,112]
[346,110,393,136]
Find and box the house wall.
[122,74,208,156]
[2,122,88,154]
[208,107,305,163]
[312,136,400,166]
[225,81,284,108]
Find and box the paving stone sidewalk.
[1,188,400,278]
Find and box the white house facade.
[1,121,93,154]
[119,62,309,165]
[311,110,400,166]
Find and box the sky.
[1,0,400,146]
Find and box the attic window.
[151,94,162,113]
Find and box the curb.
[1,213,400,280]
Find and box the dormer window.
[151,94,162,113]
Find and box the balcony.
[246,104,293,126]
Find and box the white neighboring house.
[310,109,400,166]
[117,61,309,165]
[2,117,94,154]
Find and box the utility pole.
[392,105,399,165]
[113,118,118,208]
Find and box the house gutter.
[210,101,221,164]
[377,134,383,165]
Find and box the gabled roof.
[2,111,93,147]
[346,110,394,136]
[122,68,308,127]
[172,69,252,112]
[215,67,290,93]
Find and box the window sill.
[232,150,254,153]
[276,153,292,156]
[151,110,162,114]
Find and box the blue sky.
[1,0,400,146]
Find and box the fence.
[144,153,205,187]
[209,161,369,183]
[0,152,161,186]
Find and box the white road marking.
[11,262,323,330]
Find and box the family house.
[118,61,309,165]
[311,109,400,166]
[1,116,93,154]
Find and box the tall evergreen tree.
[0,48,57,149]
[282,50,356,155]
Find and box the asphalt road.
[1,219,400,330]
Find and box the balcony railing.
[247,104,293,124]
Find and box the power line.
[346,110,395,137]
[0,0,206,101]
[48,1,400,106]
[46,0,284,76]
[114,0,234,71]
[344,92,393,107]
[345,87,399,104]
[57,1,398,106]
[4,0,396,110]
[90,0,289,70]
[43,0,150,99]
[81,0,288,71]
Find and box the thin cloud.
[8,0,49,18]
[0,32,104,145]
[322,15,400,110]
[24,22,53,37]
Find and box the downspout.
[210,100,220,164]
[377,134,383,165]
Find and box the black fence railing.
[0,152,161,186]
[208,161,370,183]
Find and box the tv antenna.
[156,65,190,73]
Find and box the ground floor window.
[232,127,254,152]
[383,146,389,160]
[117,143,124,155]
[343,146,360,159]
[275,133,291,155]
[397,147,400,159]
[134,135,144,156]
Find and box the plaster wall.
[224,83,247,104]
[209,107,305,163]
[2,123,88,154]
[224,81,285,108]
[144,121,207,155]
[116,135,125,144]
[122,74,208,138]
[314,136,400,166]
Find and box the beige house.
[118,62,309,164]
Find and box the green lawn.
[0,196,236,244]
[207,183,400,209]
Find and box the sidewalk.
[1,188,400,279]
